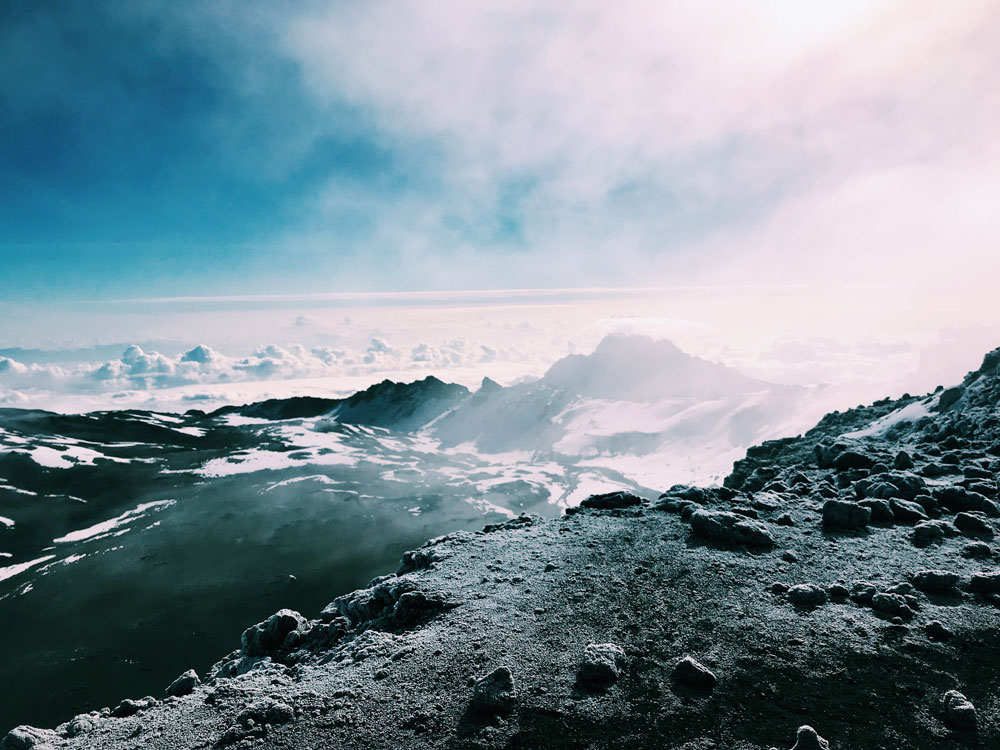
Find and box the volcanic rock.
[471,666,517,715]
[822,499,870,530]
[942,690,978,731]
[672,656,717,689]
[688,510,775,548]
[578,643,626,685]
[789,724,830,750]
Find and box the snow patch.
[53,499,176,544]
[842,401,932,439]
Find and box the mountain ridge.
[3,344,999,748]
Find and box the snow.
[264,474,343,492]
[13,443,133,469]
[842,400,932,439]
[172,426,206,437]
[0,555,56,583]
[0,484,36,496]
[0,516,14,528]
[53,499,176,544]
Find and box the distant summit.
[542,334,768,401]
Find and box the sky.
[2,1,1000,410]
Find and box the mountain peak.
[542,334,769,402]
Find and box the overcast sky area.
[2,1,1000,412]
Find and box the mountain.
[6,347,998,748]
[542,334,769,401]
[0,335,833,737]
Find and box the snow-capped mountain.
[0,334,827,733]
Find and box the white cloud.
[277,0,1000,292]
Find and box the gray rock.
[789,724,830,749]
[969,571,1000,594]
[689,509,775,548]
[942,690,978,731]
[937,386,965,410]
[827,583,849,600]
[822,499,870,530]
[850,582,877,604]
[578,642,626,684]
[672,656,717,689]
[110,697,156,718]
[954,512,993,538]
[925,620,953,641]
[912,570,961,595]
[834,451,874,471]
[935,486,993,514]
[236,699,295,728]
[471,666,517,715]
[787,584,827,609]
[165,668,200,698]
[858,499,893,523]
[580,491,644,510]
[889,498,928,524]
[0,726,62,750]
[871,592,913,618]
[962,541,993,559]
[912,521,950,547]
[241,609,307,656]
[894,450,913,470]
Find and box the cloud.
[279,0,1000,291]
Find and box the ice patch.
[0,516,14,528]
[53,499,176,544]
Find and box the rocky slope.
[4,348,1000,749]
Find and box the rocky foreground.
[5,349,1000,749]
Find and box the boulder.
[850,582,877,604]
[935,486,993,514]
[822,499,870,530]
[925,620,953,641]
[689,510,775,548]
[954,512,994,538]
[787,584,827,609]
[834,451,874,471]
[937,386,965,410]
[912,521,953,548]
[942,690,978,731]
[165,668,200,698]
[894,450,914,470]
[969,571,1000,594]
[789,725,830,750]
[241,609,307,656]
[580,491,644,510]
[578,643,626,685]
[871,592,913,619]
[673,656,717,689]
[0,726,62,750]
[472,666,517,715]
[858,499,894,523]
[912,570,961,595]
[889,498,928,524]
[962,541,993,559]
[111,697,156,718]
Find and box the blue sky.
[6,0,997,304]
